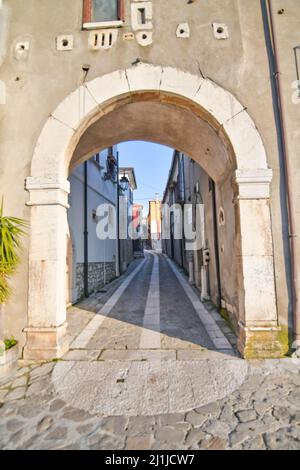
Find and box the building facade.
[68,147,118,303]
[0,0,299,359]
[163,151,236,327]
[119,167,137,272]
[147,199,162,251]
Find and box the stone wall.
[76,262,116,300]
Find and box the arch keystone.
[126,63,163,92]
[160,67,204,100]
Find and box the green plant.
[4,337,17,351]
[0,198,28,304]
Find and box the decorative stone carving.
[212,23,229,40]
[14,41,30,60]
[176,23,190,39]
[56,35,74,51]
[136,31,153,46]
[88,30,118,50]
[131,2,153,31]
[123,32,135,41]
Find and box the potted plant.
[0,199,28,384]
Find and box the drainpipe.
[261,1,299,349]
[83,161,89,298]
[116,151,121,276]
[211,180,222,309]
[181,154,186,268]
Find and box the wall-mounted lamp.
[120,172,129,192]
[294,46,300,97]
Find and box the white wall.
[68,147,118,265]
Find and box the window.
[94,153,100,164]
[83,0,125,29]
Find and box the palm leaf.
[0,198,28,303]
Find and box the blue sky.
[118,141,173,216]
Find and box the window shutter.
[83,0,92,23]
[118,0,125,21]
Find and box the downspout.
[261,1,299,350]
[211,181,222,309]
[116,151,121,276]
[181,154,186,268]
[83,161,89,298]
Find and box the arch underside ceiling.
[70,100,233,183]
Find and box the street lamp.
[120,173,129,192]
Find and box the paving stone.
[77,422,98,435]
[200,435,228,450]
[261,412,278,427]
[6,429,24,448]
[57,443,82,450]
[186,410,207,427]
[219,403,239,427]
[194,401,221,418]
[18,402,45,419]
[287,390,300,408]
[253,399,273,416]
[126,435,154,450]
[229,419,273,447]
[37,416,53,432]
[264,427,300,450]
[242,435,266,450]
[6,387,26,401]
[152,440,186,450]
[11,376,27,389]
[202,419,231,439]
[26,378,49,396]
[88,432,125,450]
[45,427,68,441]
[184,428,208,447]
[63,349,101,361]
[0,389,8,402]
[18,434,40,450]
[272,406,292,422]
[155,426,187,445]
[99,416,129,435]
[62,407,92,422]
[49,399,66,413]
[6,419,25,433]
[30,363,54,380]
[236,409,257,423]
[0,401,17,417]
[156,413,185,426]
[14,367,30,378]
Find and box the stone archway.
[24,64,282,360]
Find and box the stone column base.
[23,322,69,360]
[237,322,289,359]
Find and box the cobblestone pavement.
[1,252,300,450]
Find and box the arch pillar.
[23,176,70,360]
[234,169,286,358]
